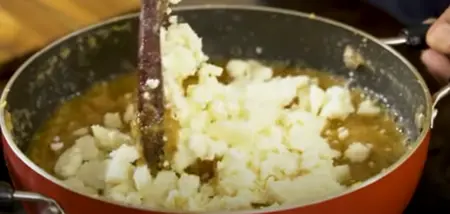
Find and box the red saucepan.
[0,5,448,214]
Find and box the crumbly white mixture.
[52,3,382,211]
[343,46,365,70]
[344,142,373,163]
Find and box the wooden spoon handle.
[137,0,166,170]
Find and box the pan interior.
[5,7,427,151]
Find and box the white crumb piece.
[332,165,351,183]
[357,100,381,116]
[123,104,135,124]
[109,144,140,163]
[255,46,263,54]
[54,147,83,178]
[198,63,223,77]
[320,86,355,120]
[125,192,142,205]
[226,59,249,79]
[50,142,64,151]
[73,135,100,161]
[63,177,97,196]
[143,92,150,100]
[72,127,89,136]
[344,142,372,163]
[177,174,201,197]
[169,0,181,4]
[226,59,273,81]
[168,15,178,24]
[337,127,349,140]
[104,158,132,185]
[103,112,123,129]
[251,63,273,81]
[133,165,153,195]
[105,144,140,184]
[147,171,178,199]
[309,85,326,115]
[91,125,131,149]
[145,79,160,89]
[104,182,136,203]
[266,172,345,205]
[76,160,107,189]
[343,45,365,70]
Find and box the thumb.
[426,7,450,54]
[421,49,450,83]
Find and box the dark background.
[0,0,449,213]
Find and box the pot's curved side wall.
[2,133,429,214]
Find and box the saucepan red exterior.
[0,5,433,214]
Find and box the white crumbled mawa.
[344,142,373,163]
[357,100,381,115]
[53,7,385,212]
[103,112,123,129]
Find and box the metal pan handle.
[380,22,450,128]
[431,84,450,128]
[380,23,432,48]
[0,181,64,214]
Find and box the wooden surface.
[0,0,257,66]
[0,0,144,64]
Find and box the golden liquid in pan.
[28,66,406,185]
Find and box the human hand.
[420,7,450,83]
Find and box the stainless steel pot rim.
[0,4,432,214]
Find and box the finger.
[420,49,450,83]
[423,17,437,24]
[426,7,450,54]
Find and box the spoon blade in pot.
[137,0,167,172]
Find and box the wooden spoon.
[137,0,167,171]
